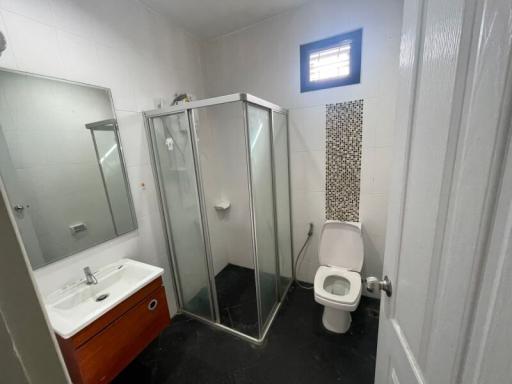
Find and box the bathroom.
[1,0,511,383]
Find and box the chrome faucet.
[84,266,98,285]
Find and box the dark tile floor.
[188,264,289,338]
[114,283,380,384]
[215,264,259,337]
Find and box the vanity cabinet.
[56,277,170,384]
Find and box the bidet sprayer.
[307,222,314,237]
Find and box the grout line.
[0,7,56,29]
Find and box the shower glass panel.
[145,94,291,343]
[151,113,213,320]
[272,112,293,296]
[247,104,278,328]
[193,102,258,337]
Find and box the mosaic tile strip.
[325,99,363,221]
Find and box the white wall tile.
[296,259,319,284]
[2,11,64,77]
[291,150,325,193]
[291,190,307,224]
[126,164,159,221]
[359,193,388,240]
[374,97,397,147]
[137,214,167,263]
[49,0,97,38]
[362,97,377,148]
[373,146,393,194]
[360,144,376,195]
[116,111,149,167]
[95,44,137,112]
[0,0,55,25]
[289,106,326,152]
[57,30,100,85]
[292,190,325,270]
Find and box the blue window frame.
[300,29,362,93]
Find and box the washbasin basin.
[45,259,164,339]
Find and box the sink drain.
[96,293,109,302]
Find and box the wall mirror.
[0,69,137,269]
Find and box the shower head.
[0,31,6,57]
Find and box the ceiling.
[142,0,310,39]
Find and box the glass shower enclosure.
[144,94,293,343]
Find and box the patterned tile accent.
[325,99,363,221]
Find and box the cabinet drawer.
[75,286,170,384]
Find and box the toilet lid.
[318,221,364,272]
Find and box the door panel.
[247,104,279,330]
[193,102,259,337]
[375,0,512,383]
[151,113,213,320]
[272,112,293,295]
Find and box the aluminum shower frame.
[144,93,294,344]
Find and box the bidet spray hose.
[294,223,314,290]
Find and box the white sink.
[44,259,164,339]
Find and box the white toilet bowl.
[313,221,364,333]
[314,266,362,333]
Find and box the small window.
[300,29,362,93]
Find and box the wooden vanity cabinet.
[56,277,170,384]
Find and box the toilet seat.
[314,266,362,311]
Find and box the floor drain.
[96,293,109,302]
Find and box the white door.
[374,0,512,383]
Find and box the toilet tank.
[318,220,364,272]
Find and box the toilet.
[314,220,364,333]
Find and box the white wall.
[201,0,403,288]
[0,0,205,313]
[196,103,254,273]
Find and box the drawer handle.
[148,299,158,311]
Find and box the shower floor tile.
[215,264,259,337]
[114,284,380,384]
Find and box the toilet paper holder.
[363,276,392,297]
